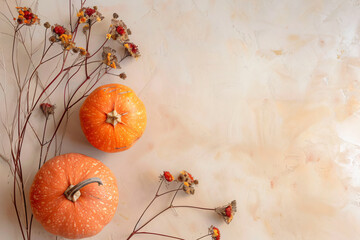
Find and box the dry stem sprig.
[1,1,139,239]
[126,171,236,240]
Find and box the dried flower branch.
[1,1,139,239]
[126,171,236,240]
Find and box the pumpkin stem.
[106,109,122,126]
[106,109,128,127]
[64,177,103,202]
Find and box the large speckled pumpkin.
[79,84,147,152]
[29,153,119,239]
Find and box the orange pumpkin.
[29,153,119,239]
[79,84,146,152]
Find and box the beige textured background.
[2,0,360,239]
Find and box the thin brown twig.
[135,232,185,240]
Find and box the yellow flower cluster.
[106,53,117,69]
[59,34,75,50]
[77,11,84,17]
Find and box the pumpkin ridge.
[39,197,72,235]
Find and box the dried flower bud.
[44,22,50,28]
[82,24,89,33]
[215,200,237,224]
[72,47,79,53]
[194,179,199,185]
[40,103,55,118]
[113,13,119,19]
[79,47,87,56]
[127,28,132,35]
[49,36,56,43]
[93,6,98,10]
[119,72,127,80]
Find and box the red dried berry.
[116,26,125,35]
[23,11,33,20]
[163,171,174,182]
[54,26,66,35]
[225,205,232,217]
[85,8,96,16]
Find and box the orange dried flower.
[78,47,87,56]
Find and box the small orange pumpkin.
[29,153,119,239]
[79,84,146,152]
